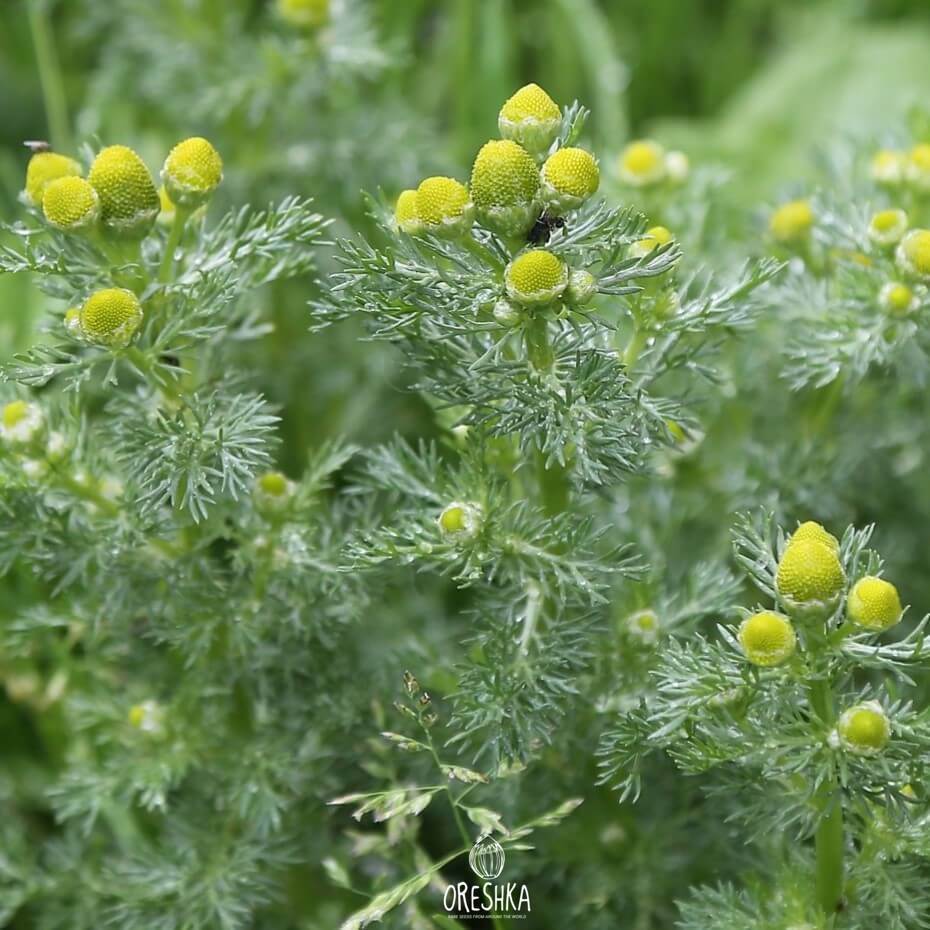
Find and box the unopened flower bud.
[415,177,474,238]
[1,400,44,445]
[665,150,690,183]
[618,140,666,187]
[278,0,329,29]
[470,139,541,238]
[254,470,295,513]
[88,144,160,238]
[540,147,599,213]
[162,137,223,209]
[42,176,99,231]
[24,151,81,206]
[438,501,483,540]
[738,611,796,667]
[907,143,930,192]
[630,225,674,258]
[776,538,845,615]
[504,249,568,306]
[493,298,521,326]
[394,189,423,235]
[498,83,561,156]
[788,520,839,553]
[896,229,930,281]
[871,149,904,185]
[770,199,813,243]
[627,608,659,644]
[879,281,918,316]
[835,701,890,756]
[868,208,907,247]
[64,307,82,337]
[79,288,143,348]
[566,269,597,305]
[847,576,902,632]
[128,699,166,736]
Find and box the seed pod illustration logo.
[469,834,505,880]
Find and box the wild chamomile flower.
[438,501,483,540]
[277,0,329,29]
[835,701,890,756]
[504,249,569,306]
[162,137,223,209]
[470,139,540,238]
[0,400,44,445]
[618,139,666,187]
[847,576,902,631]
[128,699,166,736]
[879,281,918,316]
[870,148,905,185]
[770,199,813,243]
[415,177,474,238]
[88,144,160,238]
[907,143,930,191]
[498,83,562,156]
[566,269,597,305]
[775,538,846,615]
[41,176,100,231]
[627,608,660,644]
[665,150,690,183]
[394,189,423,235]
[254,470,295,513]
[896,229,930,281]
[868,208,908,247]
[738,611,796,667]
[630,225,674,258]
[788,520,839,553]
[24,151,81,206]
[540,147,599,212]
[79,288,144,348]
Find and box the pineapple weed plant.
[6,11,930,928]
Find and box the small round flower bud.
[836,701,890,756]
[868,208,908,247]
[665,150,690,183]
[128,699,166,736]
[738,611,796,667]
[88,144,160,238]
[24,151,81,206]
[493,298,521,326]
[1,400,44,445]
[770,199,813,243]
[847,576,902,632]
[871,149,904,185]
[254,470,295,513]
[566,269,597,305]
[907,143,930,192]
[438,501,483,540]
[879,281,918,316]
[79,288,144,348]
[64,307,83,337]
[162,137,223,209]
[277,0,329,29]
[505,249,568,306]
[498,83,561,156]
[394,189,423,235]
[788,521,839,553]
[470,139,541,238]
[630,225,674,258]
[618,140,666,187]
[776,539,845,614]
[540,147,599,212]
[41,176,99,231]
[896,229,930,281]
[653,288,681,320]
[627,608,659,644]
[415,177,474,238]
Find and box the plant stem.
[808,677,844,917]
[158,207,191,283]
[524,313,554,372]
[27,0,71,153]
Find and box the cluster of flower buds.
[617,139,689,188]
[870,143,930,191]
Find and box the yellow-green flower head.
[128,699,166,736]
[415,177,474,238]
[505,249,569,306]
[879,281,918,316]
[24,151,81,206]
[836,701,890,756]
[540,147,599,212]
[871,148,905,185]
[79,288,144,348]
[41,176,100,232]
[438,501,483,540]
[470,139,541,237]
[665,150,690,183]
[868,208,908,247]
[847,576,903,632]
[618,139,666,187]
[770,199,813,243]
[566,269,597,305]
[788,520,839,553]
[907,143,930,192]
[498,83,562,156]
[254,470,295,512]
[738,611,796,667]
[162,137,223,209]
[394,189,423,235]
[630,225,674,259]
[896,229,930,281]
[0,400,44,445]
[627,608,660,644]
[775,539,846,614]
[88,145,160,238]
[277,0,329,29]
[63,306,82,338]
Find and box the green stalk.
[524,314,554,372]
[158,206,191,283]
[808,677,844,917]
[27,0,71,152]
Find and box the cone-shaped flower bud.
[847,576,902,632]
[24,152,81,206]
[162,137,223,209]
[788,521,839,553]
[42,176,99,231]
[896,229,930,281]
[770,199,813,243]
[415,177,474,238]
[540,147,599,212]
[498,83,561,156]
[836,701,890,756]
[79,288,143,348]
[470,140,540,238]
[630,225,674,258]
[88,145,160,238]
[394,189,423,235]
[776,539,845,615]
[738,611,796,667]
[504,249,568,306]
[618,140,666,187]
